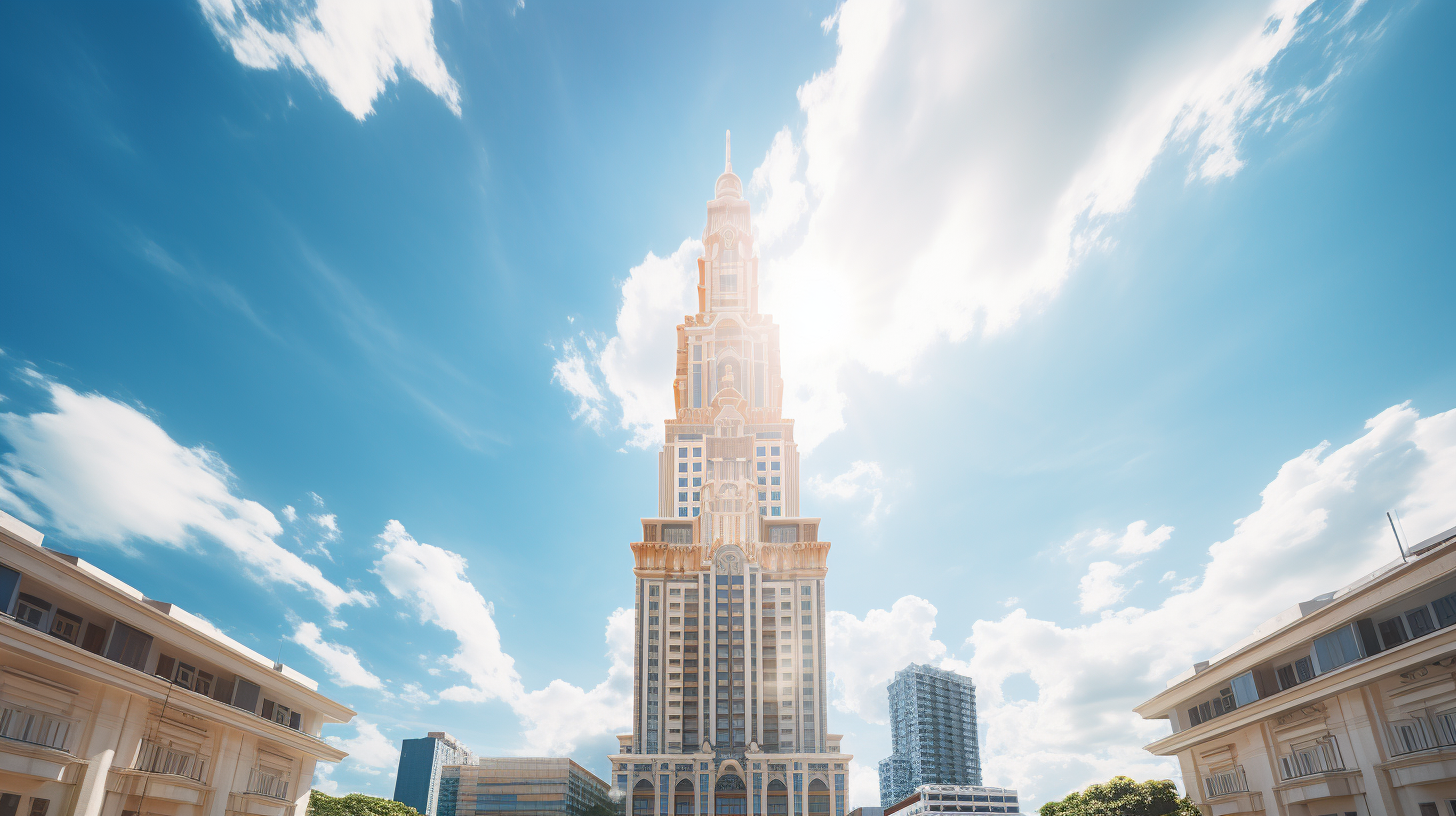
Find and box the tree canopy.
[306,790,423,816]
[1038,776,1198,816]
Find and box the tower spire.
[725,129,732,173]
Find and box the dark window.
[26,800,48,816]
[0,794,18,816]
[1408,607,1437,639]
[104,622,153,671]
[0,565,19,615]
[81,623,106,654]
[232,678,261,713]
[1380,617,1408,648]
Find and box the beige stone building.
[0,510,353,816]
[606,134,851,816]
[1135,521,1456,816]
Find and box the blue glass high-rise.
[877,665,980,806]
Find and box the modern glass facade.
[394,732,476,816]
[877,665,980,806]
[439,757,615,816]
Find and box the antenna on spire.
[725,130,732,173]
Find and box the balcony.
[246,767,292,800]
[0,703,72,753]
[135,739,206,783]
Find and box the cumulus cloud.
[0,381,372,611]
[824,400,1456,804]
[1077,561,1140,613]
[372,521,633,753]
[291,620,384,689]
[807,460,887,521]
[325,718,399,773]
[826,595,946,724]
[567,0,1385,451]
[198,0,461,120]
[553,240,701,447]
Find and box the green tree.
[306,790,424,816]
[1038,776,1199,816]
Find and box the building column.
[293,757,317,816]
[70,688,132,816]
[202,727,244,816]
[1351,688,1400,816]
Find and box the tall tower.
[608,134,852,816]
[877,665,981,806]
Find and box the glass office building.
[394,732,476,816]
[878,665,981,806]
[438,757,615,816]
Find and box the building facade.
[0,510,354,816]
[394,732,475,816]
[881,785,1019,816]
[436,758,612,816]
[605,133,852,816]
[1134,521,1456,816]
[878,665,981,806]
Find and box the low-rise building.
[1135,522,1456,816]
[882,785,1021,816]
[438,757,613,816]
[0,510,354,816]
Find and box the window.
[1279,736,1343,779]
[13,594,49,629]
[694,447,702,457]
[772,447,780,456]
[680,463,689,473]
[26,801,47,816]
[801,600,811,611]
[693,492,700,502]
[757,447,766,457]
[680,492,689,502]
[771,491,781,501]
[770,526,797,544]
[49,610,81,644]
[104,622,154,671]
[1390,718,1435,755]
[758,462,766,471]
[680,448,689,457]
[680,508,689,517]
[247,765,291,799]
[694,463,702,472]
[680,478,689,487]
[758,477,766,485]
[1231,671,1259,707]
[771,507,781,516]
[1380,616,1409,648]
[694,477,702,487]
[802,587,811,595]
[1408,606,1437,639]
[1313,625,1363,673]
[759,492,767,501]
[772,476,780,486]
[1204,766,1248,797]
[772,462,780,471]
[232,678,261,713]
[0,793,18,816]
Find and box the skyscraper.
[877,665,981,806]
[606,133,852,816]
[395,731,476,816]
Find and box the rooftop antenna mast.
[1388,511,1408,562]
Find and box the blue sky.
[1,0,1454,807]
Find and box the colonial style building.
[606,134,852,816]
[1135,520,1456,816]
[0,510,354,816]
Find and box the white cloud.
[197,0,461,120]
[568,0,1383,451]
[325,718,399,773]
[1064,519,1174,557]
[826,595,946,724]
[308,511,341,559]
[554,240,701,447]
[313,762,340,795]
[291,621,384,689]
[0,381,372,611]
[283,504,298,523]
[748,127,809,249]
[552,338,606,428]
[1003,597,1019,608]
[827,401,1456,803]
[372,521,633,753]
[397,681,433,705]
[807,460,886,521]
[512,607,635,755]
[1077,561,1139,613]
[965,401,1453,802]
